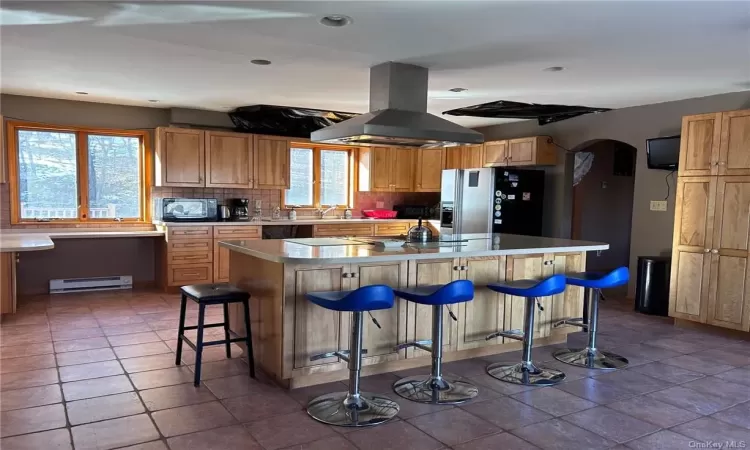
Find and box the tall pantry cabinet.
[670,109,750,332]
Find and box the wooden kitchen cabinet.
[313,224,374,237]
[718,110,750,176]
[547,252,586,338]
[504,254,546,337]
[254,135,290,189]
[359,146,416,192]
[155,127,205,187]
[392,147,416,191]
[678,113,722,177]
[0,252,17,314]
[205,131,254,188]
[482,140,508,166]
[213,226,261,283]
[415,147,444,192]
[444,145,484,170]
[507,136,557,166]
[444,146,464,170]
[373,222,410,236]
[1,115,6,184]
[369,147,392,191]
[705,176,750,331]
[457,256,506,350]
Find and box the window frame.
[6,120,152,224]
[282,144,356,209]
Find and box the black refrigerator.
[491,168,545,236]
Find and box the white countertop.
[154,218,432,226]
[220,233,609,264]
[0,230,165,252]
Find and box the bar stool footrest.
[553,317,587,329]
[392,375,478,405]
[486,329,524,341]
[307,391,399,427]
[553,347,629,370]
[393,340,432,353]
[310,349,368,362]
[487,361,565,386]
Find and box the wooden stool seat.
[176,283,255,386]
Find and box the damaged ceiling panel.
[443,100,611,125]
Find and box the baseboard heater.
[50,276,133,294]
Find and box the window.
[8,121,150,223]
[284,146,352,208]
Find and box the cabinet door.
[156,127,205,187]
[214,241,230,283]
[669,177,716,322]
[504,254,546,337]
[0,252,16,314]
[415,148,444,192]
[369,146,392,191]
[718,110,750,176]
[392,147,416,192]
[547,252,585,339]
[292,265,350,370]
[350,261,408,364]
[507,138,536,166]
[483,140,507,167]
[457,257,506,350]
[205,131,253,188]
[706,176,750,330]
[0,115,5,184]
[407,259,460,358]
[678,113,721,177]
[254,135,290,189]
[461,144,484,169]
[444,147,464,170]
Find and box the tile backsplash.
[152,187,281,217]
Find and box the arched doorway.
[571,139,637,296]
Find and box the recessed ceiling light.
[543,66,565,72]
[320,14,352,27]
[251,59,272,66]
[148,99,159,103]
[449,87,468,93]
[75,91,88,95]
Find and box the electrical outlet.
[375,201,384,208]
[254,200,262,210]
[650,200,667,211]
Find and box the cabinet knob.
[342,273,351,278]
[718,161,726,166]
[453,265,460,271]
[351,273,359,278]
[704,248,710,253]
[711,249,719,254]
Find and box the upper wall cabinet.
[359,146,417,192]
[679,110,750,177]
[482,136,557,167]
[254,135,291,189]
[1,115,5,184]
[415,147,444,192]
[155,127,205,187]
[205,131,254,188]
[445,144,484,170]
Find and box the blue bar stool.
[392,280,479,404]
[305,285,399,427]
[485,275,567,386]
[553,267,630,369]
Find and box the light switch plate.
[376,201,384,208]
[650,200,667,211]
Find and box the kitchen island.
[221,234,608,388]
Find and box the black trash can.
[635,256,671,316]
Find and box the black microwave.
[155,198,218,222]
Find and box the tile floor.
[0,291,748,449]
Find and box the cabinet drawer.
[168,239,213,252]
[374,223,410,236]
[168,263,213,286]
[168,250,212,265]
[213,226,261,239]
[167,226,212,240]
[313,224,374,237]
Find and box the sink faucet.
[318,206,337,218]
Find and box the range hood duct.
[311,62,484,148]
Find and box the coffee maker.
[229,198,250,221]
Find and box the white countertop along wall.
[0,230,165,252]
[220,234,609,264]
[153,218,435,226]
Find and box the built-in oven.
[154,198,218,222]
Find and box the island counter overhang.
[221,234,609,389]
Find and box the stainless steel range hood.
[311,62,484,148]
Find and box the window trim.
[282,144,356,209]
[6,120,152,224]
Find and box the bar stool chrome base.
[393,375,478,404]
[487,361,566,386]
[553,348,629,370]
[307,392,399,427]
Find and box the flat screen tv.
[646,135,680,170]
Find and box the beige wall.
[477,90,750,296]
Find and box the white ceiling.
[1,1,749,128]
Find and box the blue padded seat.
[306,284,394,312]
[488,274,566,298]
[565,267,629,289]
[393,280,474,305]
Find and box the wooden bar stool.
[175,283,255,386]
